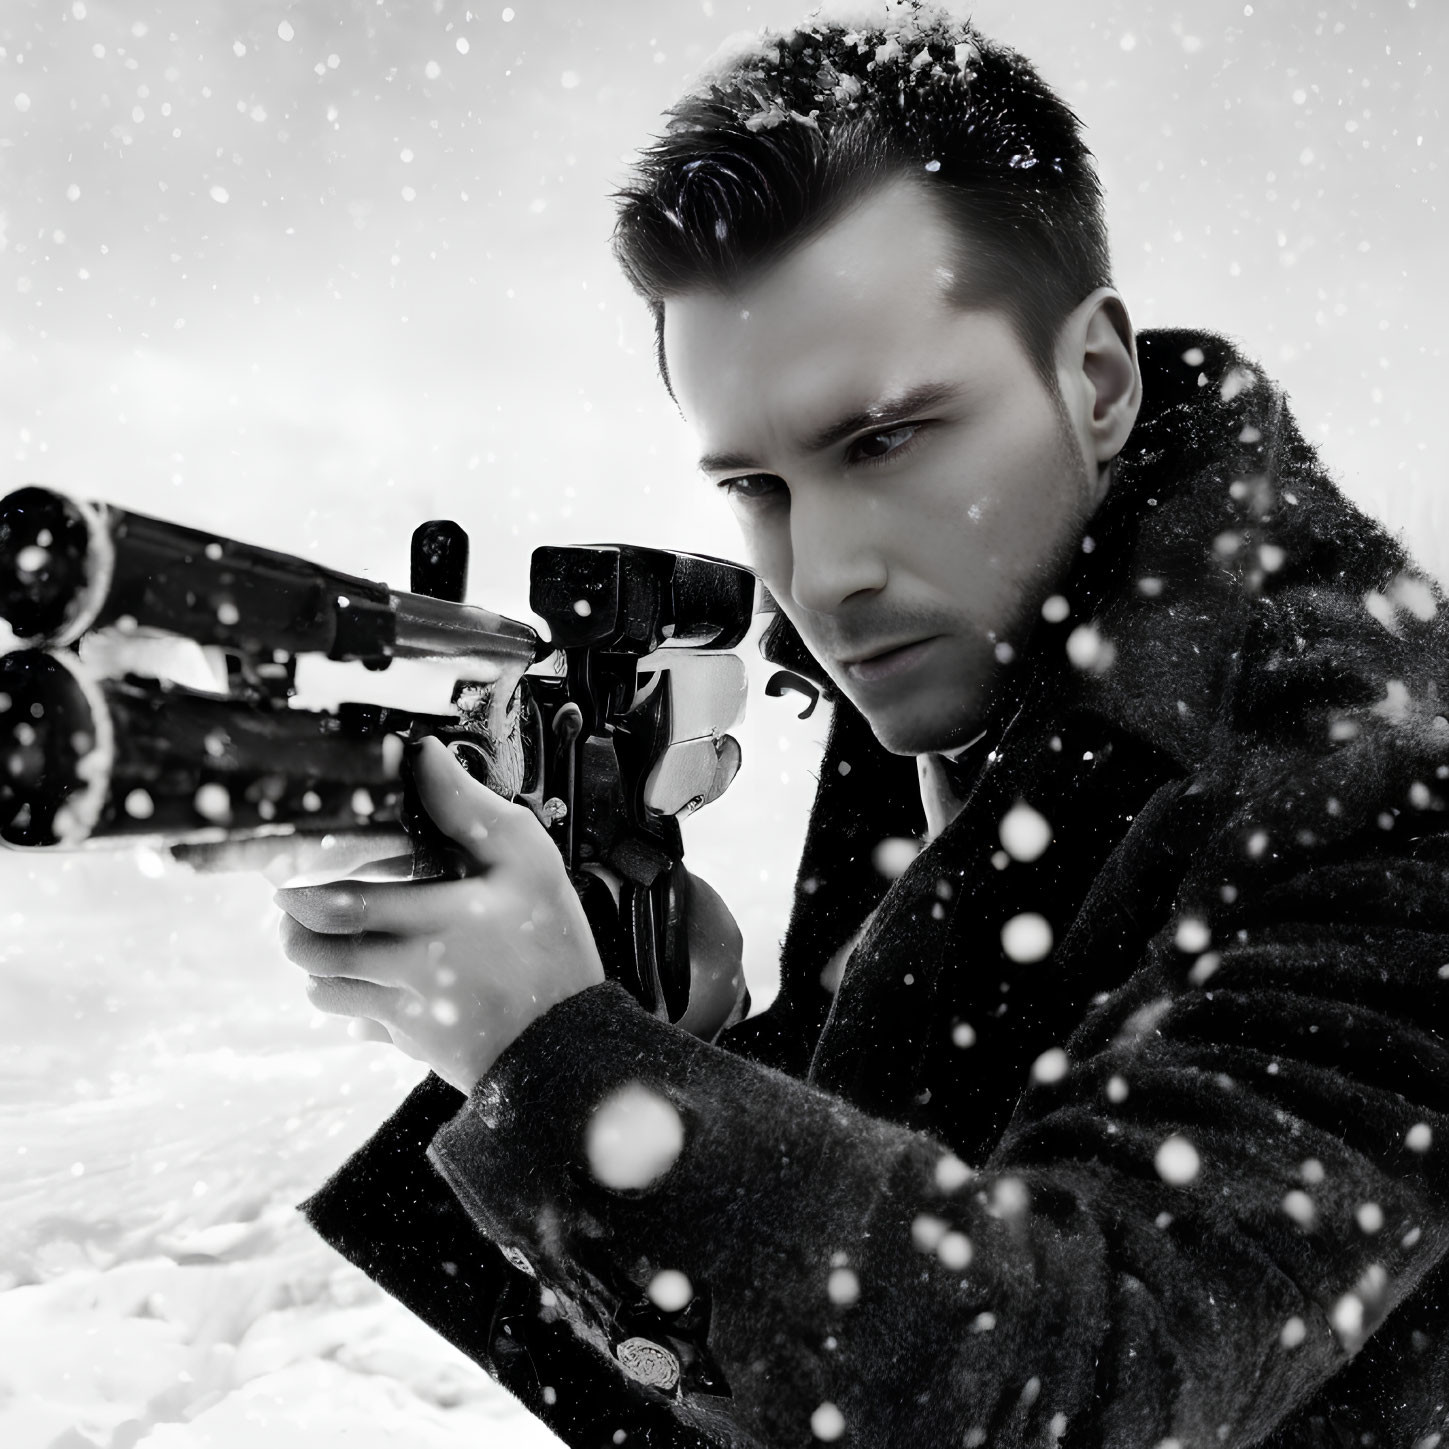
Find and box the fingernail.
[326,889,365,930]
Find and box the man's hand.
[274,735,605,1096]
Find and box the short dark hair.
[613,4,1111,391]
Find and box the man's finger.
[278,913,421,987]
[304,973,404,1020]
[273,881,369,935]
[325,876,497,938]
[276,869,503,940]
[410,735,534,863]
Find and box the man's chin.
[819,637,996,755]
[847,691,988,758]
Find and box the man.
[280,5,1449,1445]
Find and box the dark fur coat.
[301,330,1449,1448]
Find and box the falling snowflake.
[585,1082,684,1190]
[1154,1134,1200,1185]
[1031,1047,1069,1084]
[1001,912,1053,963]
[647,1269,693,1312]
[999,800,1052,862]
[811,1403,846,1442]
[872,836,920,880]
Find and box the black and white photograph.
[2,1,1447,1445]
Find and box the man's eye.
[718,474,783,502]
[847,424,919,463]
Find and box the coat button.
[615,1336,680,1392]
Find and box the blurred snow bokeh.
[1,1,1445,1445]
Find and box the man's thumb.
[408,736,520,861]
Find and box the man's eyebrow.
[801,381,962,454]
[697,381,962,474]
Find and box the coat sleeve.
[423,715,1449,1449]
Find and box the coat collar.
[1053,328,1293,770]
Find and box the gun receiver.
[0,485,756,1022]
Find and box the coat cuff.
[423,978,934,1430]
[425,979,724,1254]
[427,980,668,1244]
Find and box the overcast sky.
[1,0,1444,599]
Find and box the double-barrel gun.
[0,486,756,1023]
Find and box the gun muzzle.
[0,648,410,847]
[0,486,542,672]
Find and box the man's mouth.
[839,636,940,685]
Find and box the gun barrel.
[0,486,541,670]
[0,647,413,847]
[389,588,538,669]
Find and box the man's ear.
[1056,288,1141,500]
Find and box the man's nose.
[787,490,887,614]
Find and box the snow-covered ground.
[0,852,567,1447]
[2,1,1446,1445]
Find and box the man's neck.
[917,728,990,842]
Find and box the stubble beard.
[852,394,1095,757]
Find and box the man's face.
[664,179,1105,756]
